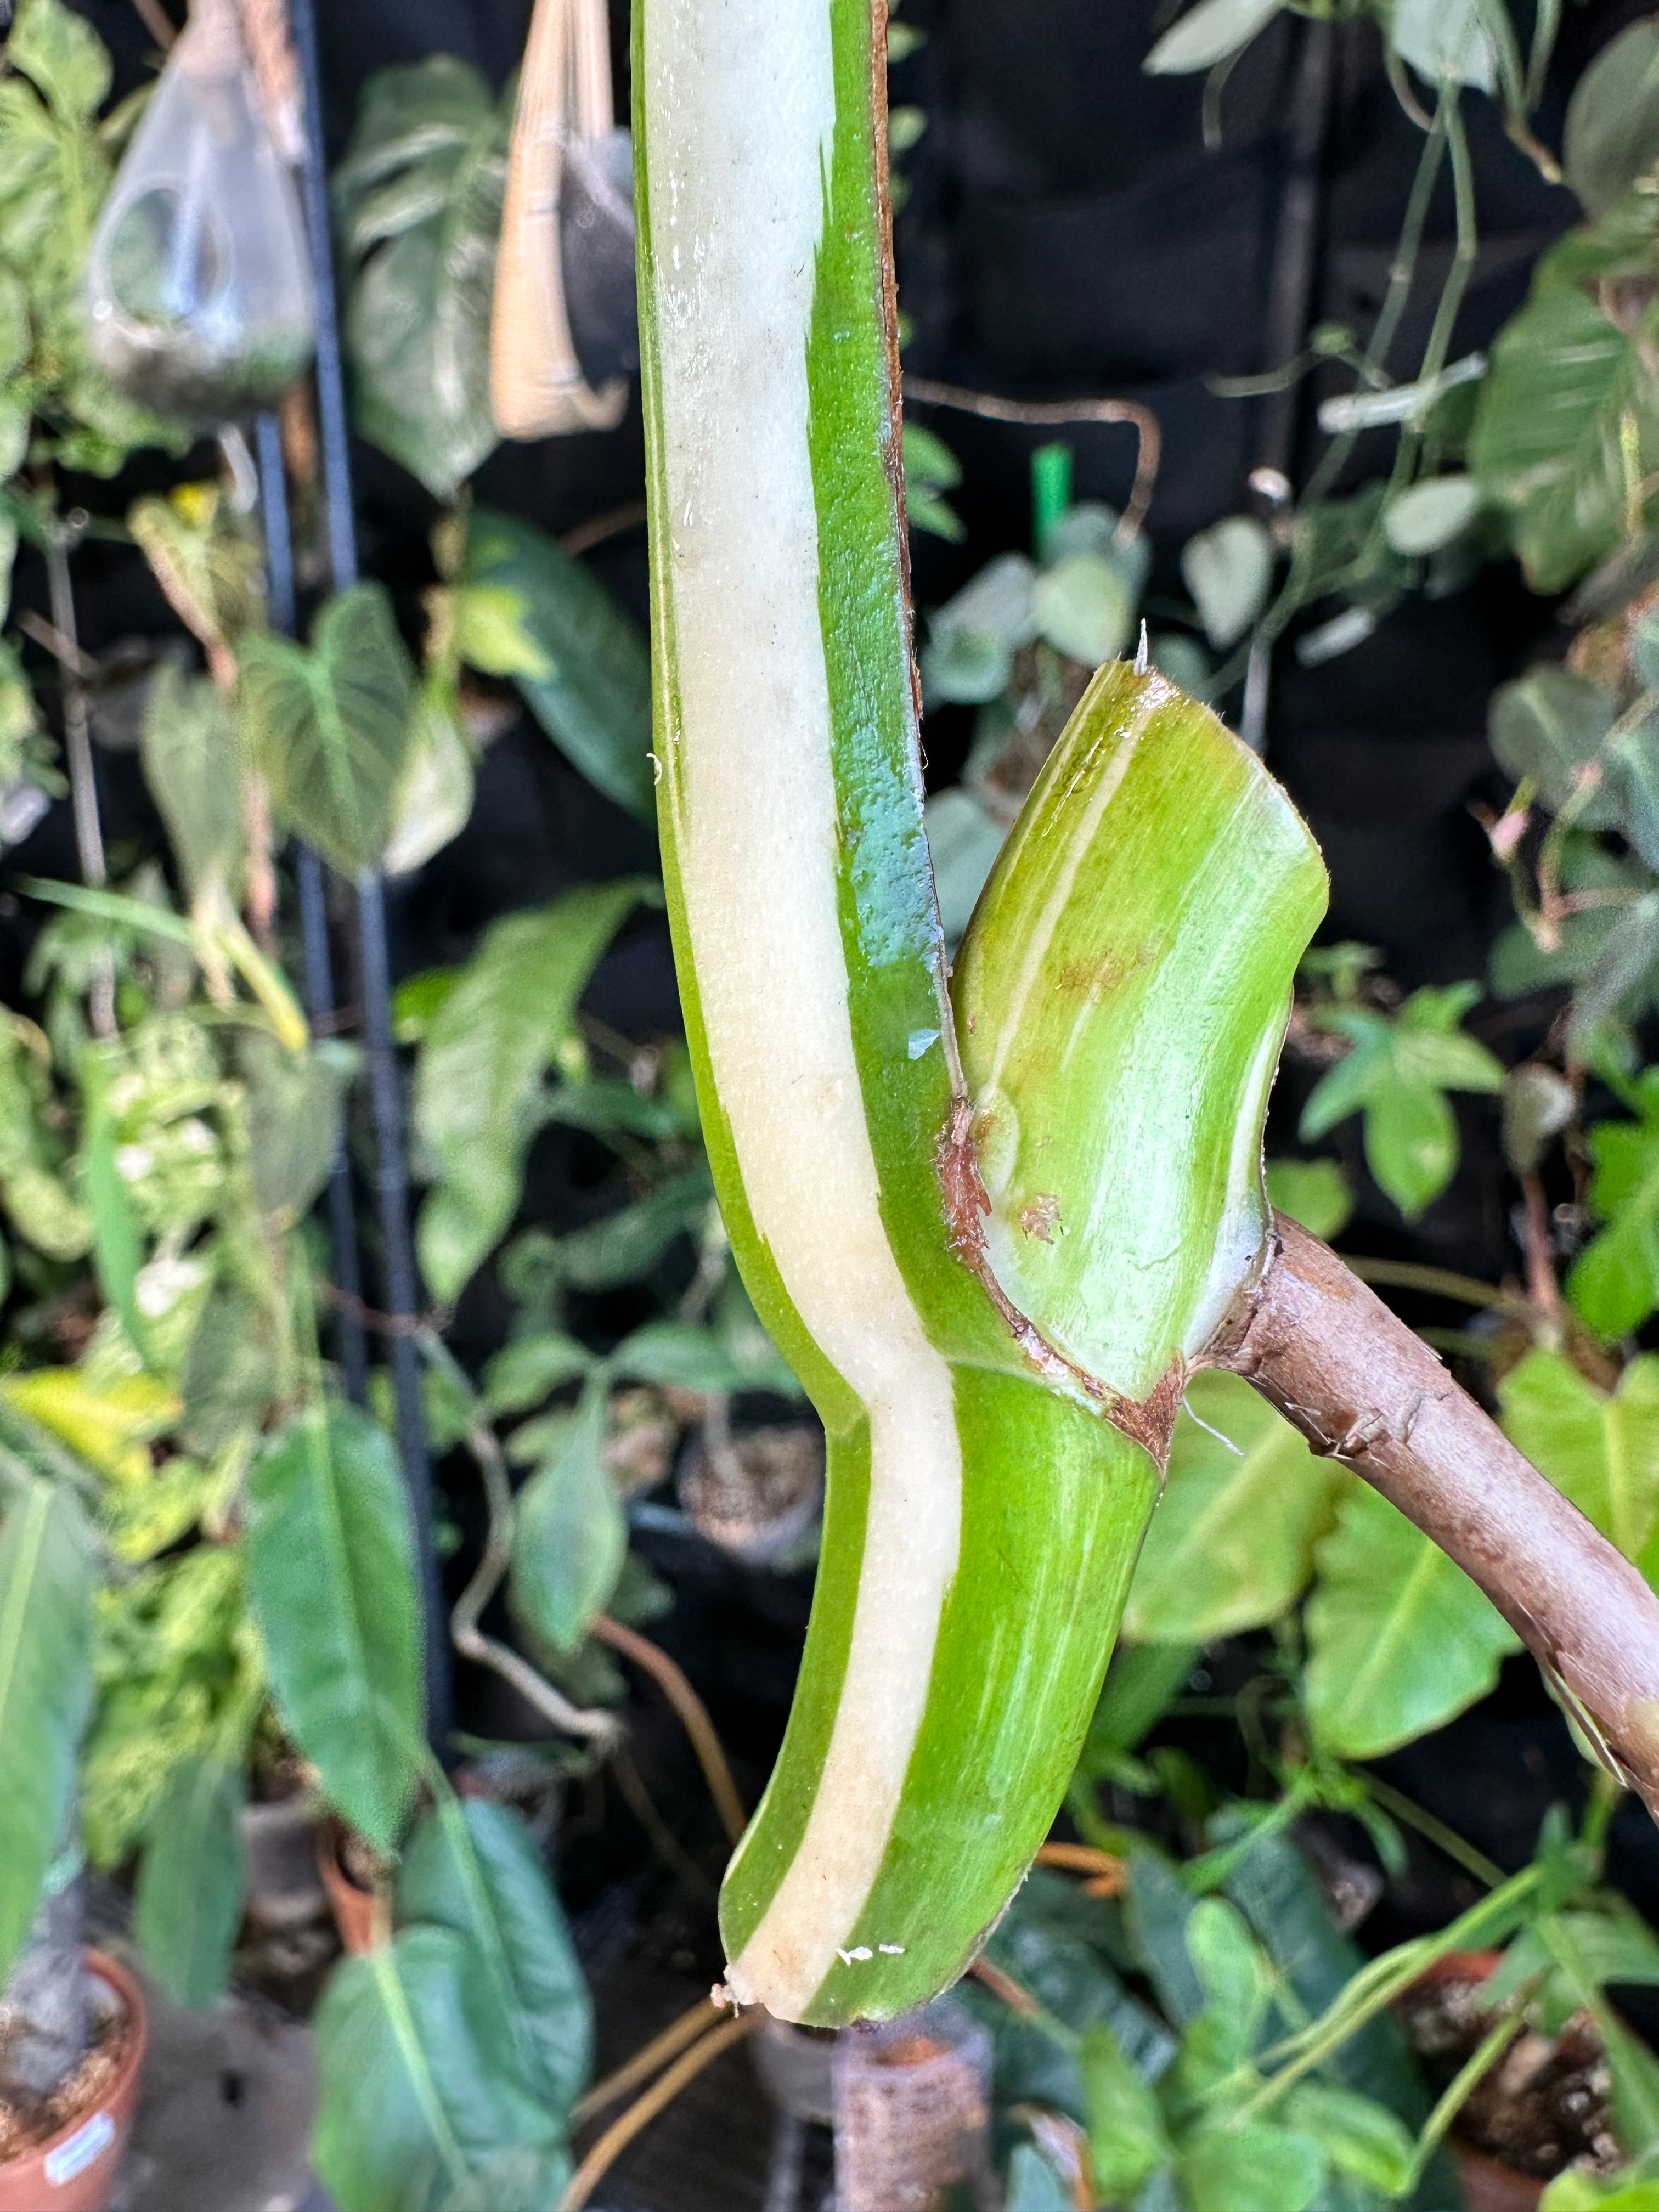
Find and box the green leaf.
[1265,1158,1352,1240]
[133,1754,247,2010]
[1300,989,1501,1221]
[82,1047,152,1370]
[1498,1347,1659,1565]
[385,680,476,879]
[1181,516,1274,648]
[1176,2121,1325,2212]
[398,1797,592,2114]
[1082,1643,1197,1779]
[481,1333,597,1418]
[1180,1896,1272,2082]
[414,884,649,1301]
[1305,1483,1520,1758]
[1489,668,1619,823]
[436,2150,575,2212]
[313,1926,568,2212]
[921,554,1037,705]
[1389,0,1496,91]
[1471,218,1659,594]
[334,59,509,499]
[238,1033,353,1226]
[1032,555,1135,666]
[462,511,656,821]
[1145,0,1289,75]
[246,1404,424,1853]
[510,1382,624,1654]
[1567,1073,1659,1339]
[924,787,1007,945]
[1282,2083,1414,2197]
[140,663,245,903]
[1125,1374,1346,1642]
[1081,2023,1170,2197]
[0,1479,94,1979]
[606,1321,747,1393]
[1383,476,1481,557]
[240,584,418,879]
[518,1168,713,1296]
[7,0,112,124]
[1565,19,1659,218]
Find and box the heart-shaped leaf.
[240,584,417,878]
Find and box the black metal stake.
[288,0,452,1746]
[255,410,370,1408]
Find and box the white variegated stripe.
[642,0,961,2019]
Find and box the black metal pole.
[288,0,451,1747]
[255,411,370,1408]
[1241,15,1334,755]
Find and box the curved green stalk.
[635,0,1323,2027]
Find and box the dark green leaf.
[510,1383,625,1654]
[133,1754,246,2009]
[531,1169,713,1294]
[462,510,655,820]
[313,1926,567,2212]
[246,1404,424,1852]
[1083,1643,1198,1773]
[180,1283,281,1457]
[436,2149,574,2212]
[414,884,650,1301]
[0,1479,93,1978]
[1125,1846,1204,2029]
[398,1797,592,2113]
[240,584,418,878]
[1305,1483,1519,1757]
[1565,19,1659,218]
[1004,2144,1075,2212]
[334,60,509,498]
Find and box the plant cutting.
[633,0,1659,2032]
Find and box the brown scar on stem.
[935,1099,1183,1468]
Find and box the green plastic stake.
[635,0,1325,2025]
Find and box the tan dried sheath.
[491,0,629,439]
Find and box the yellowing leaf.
[0,1367,182,1485]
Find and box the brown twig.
[610,1744,717,1901]
[902,377,1163,540]
[570,1995,725,2127]
[129,0,177,48]
[561,500,650,559]
[557,2011,763,2212]
[591,1615,748,1847]
[969,1955,1042,2017]
[1211,1214,1659,1819]
[1034,1841,1126,1896]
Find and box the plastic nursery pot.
[0,1950,148,2212]
[1410,1952,1543,2212]
[240,1792,325,1932]
[831,1998,994,2212]
[317,1818,382,1956]
[752,2015,836,2125]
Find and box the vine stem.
[591,1614,749,1848]
[902,379,1162,540]
[557,2012,763,2212]
[571,1996,724,2127]
[1211,1215,1659,1821]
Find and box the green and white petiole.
[635,0,1326,2025]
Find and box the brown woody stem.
[1210,1213,1659,1819]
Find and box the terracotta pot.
[317,1819,380,1955]
[1410,1951,1543,2212]
[0,1950,147,2212]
